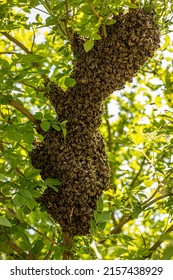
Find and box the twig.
[64,0,72,42]
[142,194,173,209]
[44,0,51,12]
[0,52,16,55]
[28,224,59,246]
[5,206,60,246]
[8,99,40,131]
[34,7,50,15]
[2,32,32,54]
[111,194,173,234]
[141,183,163,206]
[65,0,69,21]
[1,32,48,81]
[7,238,36,259]
[130,157,146,189]
[105,104,112,152]
[111,215,132,234]
[19,81,42,91]
[31,26,36,53]
[144,224,173,259]
[0,143,23,176]
[85,0,99,18]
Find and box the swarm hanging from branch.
[30,8,160,236]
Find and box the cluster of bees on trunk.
[30,8,160,236]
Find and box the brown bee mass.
[30,8,160,236]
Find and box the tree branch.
[62,231,73,259]
[111,194,173,234]
[144,224,173,259]
[105,103,112,152]
[7,238,36,259]
[1,32,48,81]
[4,206,60,247]
[64,0,72,42]
[85,0,99,18]
[141,183,163,206]
[0,52,16,55]
[8,99,40,131]
[129,157,146,189]
[2,32,32,54]
[0,143,23,176]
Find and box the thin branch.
[7,238,36,259]
[111,215,132,234]
[144,224,173,259]
[65,0,69,21]
[142,194,173,209]
[141,183,163,206]
[28,224,59,246]
[34,7,50,15]
[5,206,60,247]
[31,26,36,53]
[111,194,173,234]
[64,0,72,42]
[85,0,100,19]
[105,103,112,152]
[62,231,73,260]
[44,0,51,12]
[8,99,40,131]
[2,32,32,54]
[130,157,146,189]
[0,52,16,55]
[1,32,48,81]
[0,143,23,176]
[19,81,43,91]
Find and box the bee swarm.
[30,8,160,236]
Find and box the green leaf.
[0,216,11,227]
[16,208,24,221]
[24,167,40,178]
[162,244,173,260]
[49,185,59,192]
[124,1,137,8]
[44,113,54,121]
[64,77,76,87]
[84,39,94,52]
[13,194,25,207]
[45,178,61,186]
[61,127,67,138]
[18,54,43,63]
[35,14,42,23]
[144,180,154,188]
[6,131,21,141]
[97,196,103,212]
[34,112,43,120]
[98,222,107,230]
[90,219,96,231]
[131,133,144,145]
[22,131,34,145]
[40,120,50,131]
[19,189,32,199]
[99,211,111,223]
[51,123,61,131]
[31,239,44,255]
[25,197,35,210]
